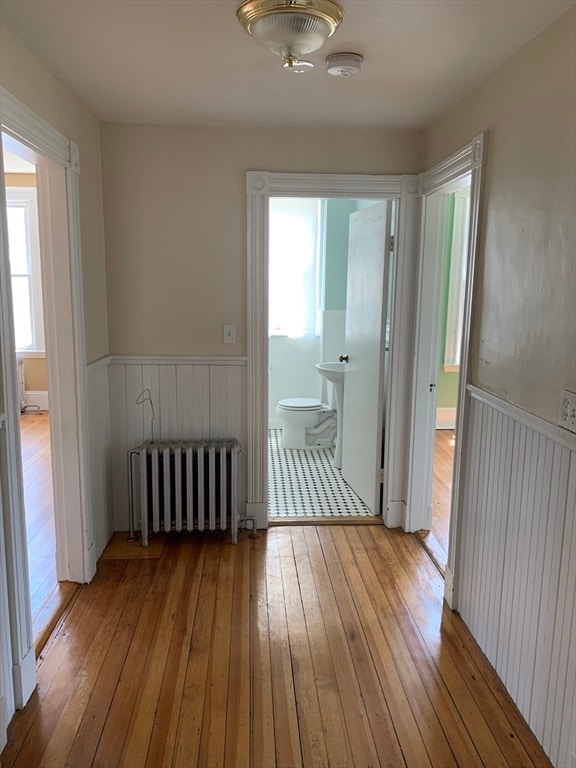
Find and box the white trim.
[86,355,112,373]
[443,566,457,610]
[436,407,456,430]
[1,88,72,169]
[246,171,409,531]
[111,355,247,367]
[23,391,49,411]
[467,385,576,451]
[422,135,484,194]
[0,141,34,711]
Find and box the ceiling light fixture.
[237,0,344,74]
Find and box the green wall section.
[323,199,356,310]
[437,194,459,409]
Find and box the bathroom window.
[6,187,44,352]
[269,197,323,338]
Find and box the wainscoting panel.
[86,358,113,559]
[458,387,576,768]
[108,357,247,533]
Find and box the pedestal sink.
[315,362,345,468]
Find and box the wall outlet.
[559,389,576,433]
[223,324,236,345]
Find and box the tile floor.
[268,429,372,519]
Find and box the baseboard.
[436,407,456,430]
[244,502,268,530]
[23,390,49,411]
[444,565,457,609]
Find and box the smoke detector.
[326,52,363,77]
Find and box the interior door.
[341,202,393,513]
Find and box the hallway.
[2,525,549,768]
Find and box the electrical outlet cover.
[559,389,576,433]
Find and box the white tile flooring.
[268,429,372,519]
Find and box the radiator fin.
[130,439,240,546]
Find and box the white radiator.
[129,439,240,546]
[17,356,26,413]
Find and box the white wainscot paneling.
[457,387,576,768]
[86,357,113,558]
[108,357,247,532]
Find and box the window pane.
[6,206,30,274]
[11,276,33,348]
[269,198,321,337]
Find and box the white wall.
[0,22,108,363]
[100,124,423,357]
[425,8,576,767]
[426,7,576,424]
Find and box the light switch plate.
[223,324,236,344]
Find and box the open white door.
[341,202,393,513]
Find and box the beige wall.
[4,173,36,188]
[426,7,576,424]
[101,124,423,356]
[0,22,108,363]
[21,357,47,392]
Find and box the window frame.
[6,186,44,353]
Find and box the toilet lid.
[278,397,322,411]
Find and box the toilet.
[275,397,337,450]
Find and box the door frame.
[0,88,95,709]
[244,171,420,529]
[407,134,486,607]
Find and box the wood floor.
[419,430,455,571]
[1,525,550,768]
[19,413,78,652]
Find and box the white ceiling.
[1,0,572,128]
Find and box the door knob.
[339,354,349,363]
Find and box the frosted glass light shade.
[237,0,344,60]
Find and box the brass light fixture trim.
[237,0,345,71]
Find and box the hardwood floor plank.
[276,529,329,768]
[328,526,434,768]
[381,528,546,767]
[289,528,355,768]
[2,525,554,768]
[9,562,129,768]
[197,542,235,768]
[344,526,460,768]
[37,561,143,767]
[171,539,222,768]
[144,541,208,768]
[119,539,193,767]
[249,534,276,768]
[300,527,381,768]
[224,537,251,768]
[356,525,483,767]
[64,560,157,768]
[266,531,303,768]
[314,527,407,768]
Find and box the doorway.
[267,195,396,522]
[3,143,62,643]
[420,184,470,571]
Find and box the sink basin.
[315,362,346,468]
[315,361,345,385]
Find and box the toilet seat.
[277,397,322,411]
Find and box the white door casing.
[407,134,486,608]
[341,202,393,513]
[0,88,96,716]
[245,172,419,530]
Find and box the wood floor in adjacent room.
[1,526,550,768]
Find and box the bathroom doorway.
[267,196,390,521]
